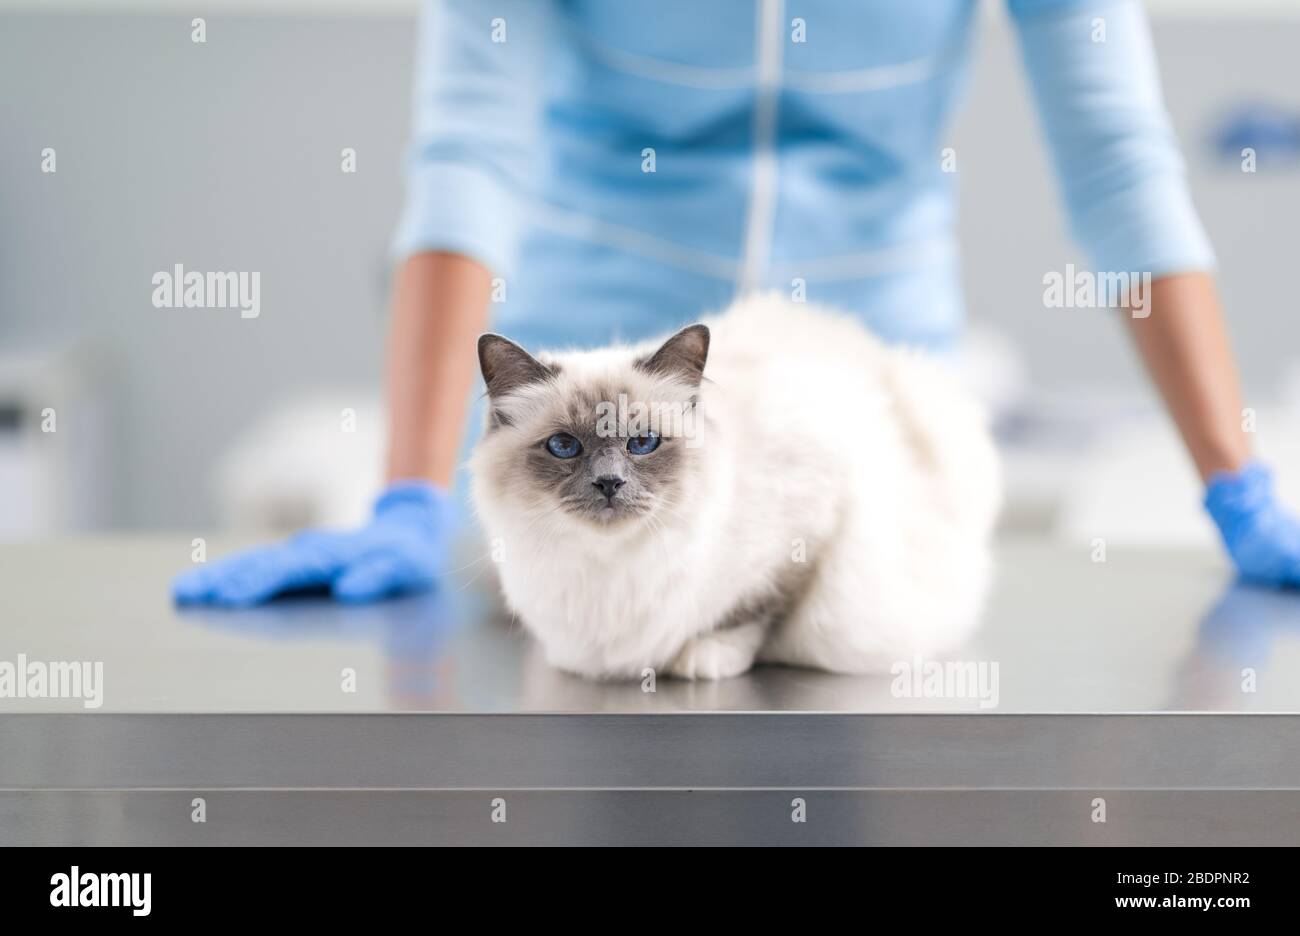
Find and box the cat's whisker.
[644,513,678,570]
[650,498,692,528]
[453,560,493,594]
[519,514,564,591]
[497,508,561,591]
[520,502,565,535]
[440,551,495,576]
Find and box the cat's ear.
[638,324,710,386]
[478,334,553,399]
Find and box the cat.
[469,293,1001,680]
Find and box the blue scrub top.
[393,0,1214,353]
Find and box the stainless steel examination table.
[2,537,1299,845]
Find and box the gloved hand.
[1205,461,1300,589]
[172,480,455,607]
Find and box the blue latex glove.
[172,480,454,607]
[1205,462,1300,589]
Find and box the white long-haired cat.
[470,294,1000,681]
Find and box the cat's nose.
[593,475,625,500]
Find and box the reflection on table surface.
[2,537,1299,713]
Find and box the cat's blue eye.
[627,432,661,456]
[546,433,583,459]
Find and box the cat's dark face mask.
[476,325,709,529]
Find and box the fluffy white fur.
[470,294,1001,680]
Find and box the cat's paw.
[667,629,760,680]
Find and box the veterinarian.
[173,0,1300,606]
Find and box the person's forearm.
[385,251,493,487]
[1123,271,1250,483]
